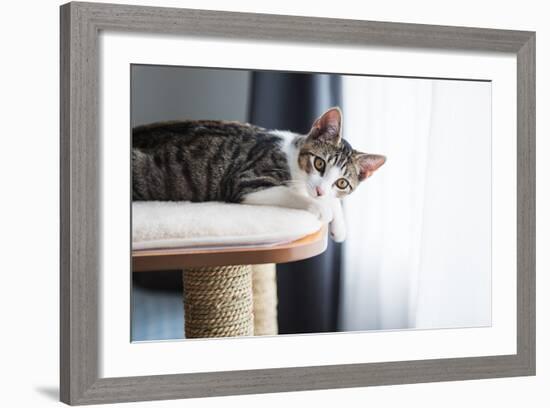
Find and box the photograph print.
[130,65,491,342]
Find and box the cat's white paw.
[307,200,333,224]
[329,220,346,242]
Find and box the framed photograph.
[60,1,535,405]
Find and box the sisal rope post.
[182,265,254,338]
[251,264,278,336]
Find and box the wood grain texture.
[69,1,533,51]
[516,34,536,373]
[60,3,101,404]
[60,1,536,405]
[132,228,327,271]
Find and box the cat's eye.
[313,157,325,172]
[335,178,349,190]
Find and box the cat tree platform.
[132,201,327,339]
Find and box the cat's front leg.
[329,198,346,243]
[242,186,332,223]
[306,198,333,224]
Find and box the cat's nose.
[315,186,325,197]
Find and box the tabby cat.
[132,108,386,242]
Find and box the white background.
[0,0,547,407]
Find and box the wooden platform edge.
[132,228,328,271]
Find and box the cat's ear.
[309,107,342,144]
[355,153,386,181]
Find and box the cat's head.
[297,107,386,199]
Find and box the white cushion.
[132,201,321,250]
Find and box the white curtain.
[339,76,492,331]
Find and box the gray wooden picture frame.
[60,1,536,405]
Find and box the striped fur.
[132,120,291,203]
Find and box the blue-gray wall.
[131,65,251,127]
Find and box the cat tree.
[132,201,327,338]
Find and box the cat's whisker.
[285,180,307,188]
[285,180,306,187]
